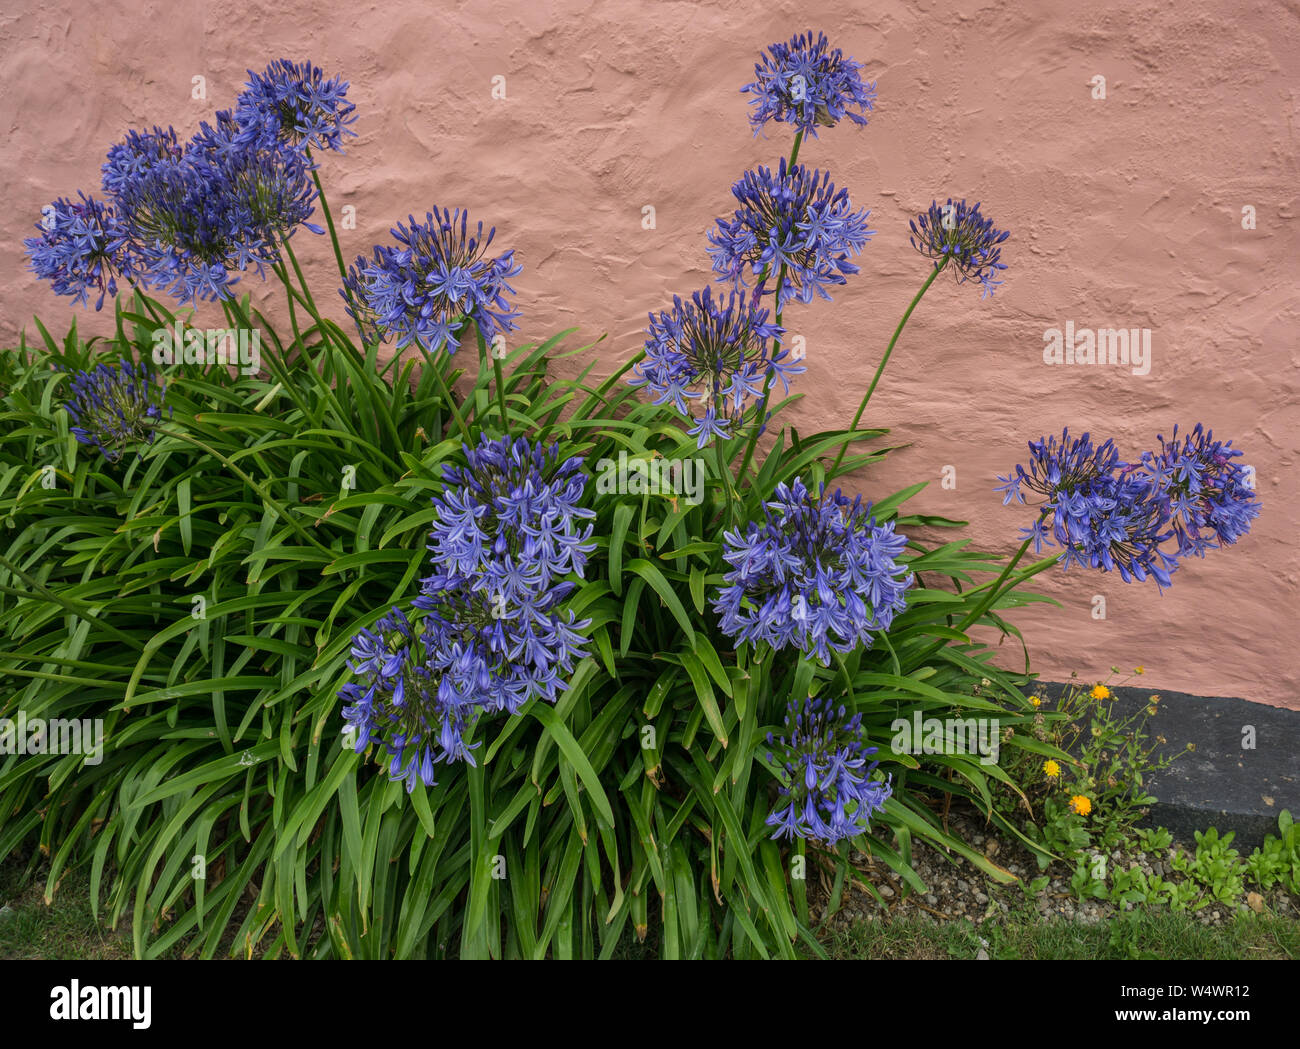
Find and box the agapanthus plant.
[741,31,876,139]
[342,208,522,356]
[61,358,170,462]
[714,477,912,663]
[909,197,1009,297]
[234,59,358,155]
[11,34,1269,965]
[24,193,133,310]
[1135,424,1260,558]
[708,158,874,312]
[766,695,893,844]
[629,285,800,447]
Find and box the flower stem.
[735,294,782,489]
[306,157,370,347]
[306,149,351,294]
[270,260,305,348]
[956,536,1034,632]
[276,235,367,369]
[479,325,511,436]
[428,349,472,442]
[789,129,804,166]
[714,440,738,528]
[281,235,322,317]
[831,258,946,476]
[735,130,803,489]
[126,281,168,330]
[220,296,313,419]
[955,538,1063,633]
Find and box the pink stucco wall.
[3,1,1296,708]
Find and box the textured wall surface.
[2,1,1297,707]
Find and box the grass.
[0,856,135,960]
[5,847,1297,961]
[819,908,1300,960]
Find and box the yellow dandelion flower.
[1069,795,1092,816]
[1043,760,1061,778]
[1030,696,1042,708]
[1135,666,1144,675]
[1090,684,1111,701]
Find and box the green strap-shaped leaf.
[528,703,616,827]
[626,558,694,642]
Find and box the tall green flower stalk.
[829,258,946,476]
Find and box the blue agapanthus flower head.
[713,477,912,664]
[235,59,358,154]
[909,198,1009,297]
[102,126,184,196]
[111,153,241,303]
[413,434,595,715]
[996,429,1178,588]
[189,109,323,235]
[339,605,481,792]
[708,158,874,312]
[62,358,170,462]
[421,433,597,600]
[742,31,876,139]
[342,208,522,356]
[1136,424,1260,558]
[108,112,321,304]
[24,193,133,310]
[413,581,592,720]
[765,695,893,844]
[341,437,596,793]
[629,285,800,447]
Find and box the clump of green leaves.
[1245,811,1298,894]
[1171,828,1247,908]
[1136,826,1173,853]
[1061,814,1300,914]
[1,284,1064,958]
